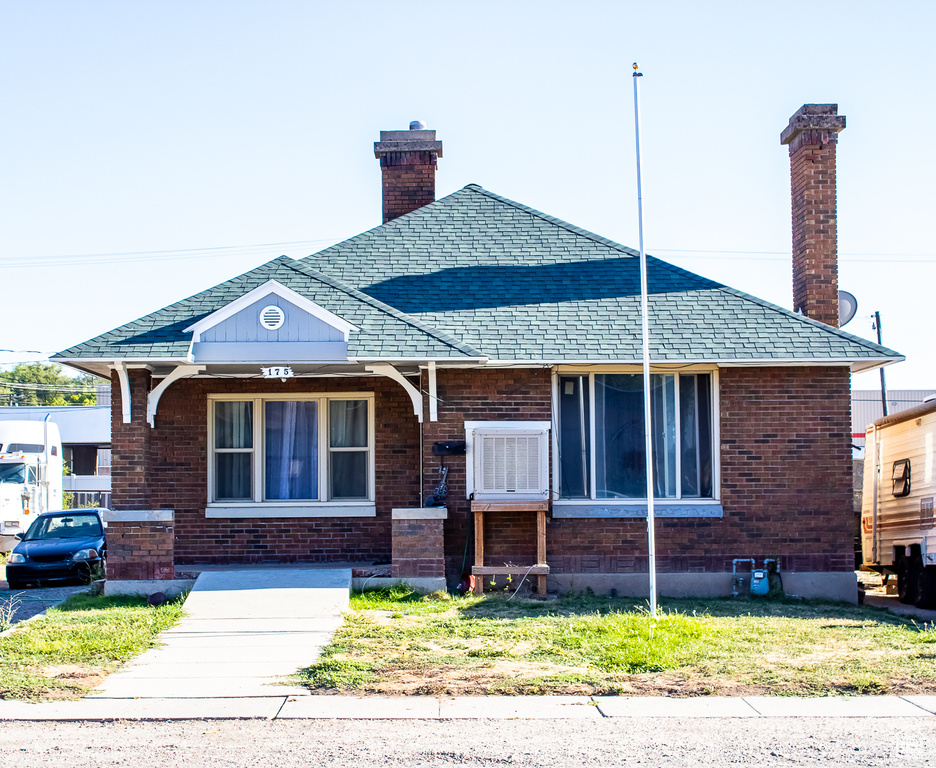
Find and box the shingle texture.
[304,185,897,362]
[57,184,898,364]
[56,256,482,360]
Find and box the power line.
[0,382,97,392]
[654,249,935,264]
[0,238,341,269]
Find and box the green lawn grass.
[296,588,936,697]
[0,593,184,701]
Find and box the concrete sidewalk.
[91,568,350,700]
[0,694,935,721]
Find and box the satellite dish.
[839,290,858,327]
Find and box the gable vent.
[259,305,285,330]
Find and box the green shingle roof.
[55,256,483,361]
[56,184,900,367]
[304,184,899,363]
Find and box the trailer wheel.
[913,560,936,609]
[897,558,916,604]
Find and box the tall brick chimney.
[780,104,846,327]
[374,121,443,223]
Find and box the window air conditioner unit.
[465,421,550,501]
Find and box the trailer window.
[892,459,911,498]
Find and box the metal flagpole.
[632,62,658,619]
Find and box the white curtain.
[329,400,368,499]
[265,401,318,500]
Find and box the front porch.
[103,506,451,596]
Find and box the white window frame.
[207,392,376,518]
[551,367,721,517]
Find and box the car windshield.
[23,514,103,541]
[0,464,26,483]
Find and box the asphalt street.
[1,718,931,767]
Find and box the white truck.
[860,399,936,608]
[0,420,63,551]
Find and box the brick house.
[55,106,900,601]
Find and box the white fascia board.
[350,357,488,363]
[482,356,902,368]
[63,357,191,365]
[184,280,359,341]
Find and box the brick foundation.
[104,510,175,581]
[391,509,446,579]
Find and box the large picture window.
[209,394,373,505]
[557,372,715,501]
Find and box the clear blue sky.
[1,1,933,390]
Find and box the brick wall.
[381,151,437,223]
[111,368,154,510]
[392,517,445,578]
[548,366,855,575]
[110,365,853,579]
[106,519,175,581]
[420,367,553,580]
[111,375,420,564]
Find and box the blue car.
[5,508,107,589]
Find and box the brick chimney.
[374,121,443,223]
[780,104,846,327]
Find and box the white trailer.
[861,399,936,607]
[0,420,63,550]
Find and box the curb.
[1,694,935,722]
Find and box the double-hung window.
[209,393,374,513]
[557,371,716,502]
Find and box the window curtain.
[215,401,252,449]
[265,401,318,500]
[595,374,645,498]
[558,375,590,498]
[215,401,252,500]
[330,400,368,499]
[594,374,677,499]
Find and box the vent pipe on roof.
[374,123,443,224]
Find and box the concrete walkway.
[92,568,350,700]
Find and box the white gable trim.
[184,280,359,344]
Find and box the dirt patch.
[12,664,111,701]
[335,660,777,698]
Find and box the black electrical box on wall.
[432,441,467,456]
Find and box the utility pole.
[874,311,888,417]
